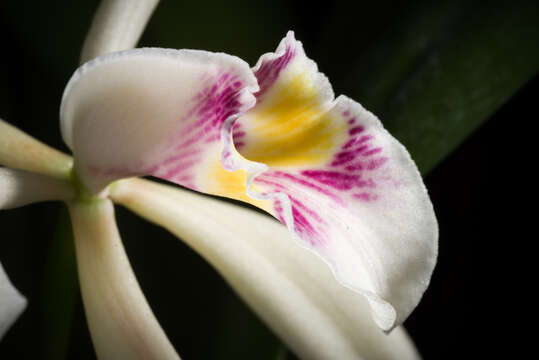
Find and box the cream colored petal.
[111,178,421,360]
[61,48,257,193]
[0,262,27,340]
[0,118,73,180]
[81,0,160,63]
[1,168,75,209]
[68,198,180,360]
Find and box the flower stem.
[41,206,78,360]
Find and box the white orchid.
[0,0,437,359]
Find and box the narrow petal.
[1,168,75,209]
[220,32,438,330]
[0,118,73,179]
[80,0,160,63]
[68,199,179,360]
[111,178,421,360]
[0,262,27,339]
[61,48,258,193]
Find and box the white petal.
[68,199,180,360]
[61,47,257,193]
[80,0,160,63]
[1,168,75,209]
[0,118,73,179]
[111,178,421,360]
[0,262,27,340]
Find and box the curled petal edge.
[221,103,406,331]
[220,32,437,331]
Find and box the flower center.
[69,167,110,203]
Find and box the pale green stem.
[0,168,75,209]
[41,207,78,360]
[0,119,73,180]
[80,0,160,64]
[68,198,180,360]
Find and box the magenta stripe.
[255,44,296,98]
[290,197,325,224]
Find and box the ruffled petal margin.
[219,32,438,330]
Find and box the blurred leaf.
[274,344,289,360]
[0,1,96,79]
[322,0,539,174]
[41,206,78,360]
[208,289,283,360]
[141,0,294,65]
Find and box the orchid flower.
[0,0,438,359]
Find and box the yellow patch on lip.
[238,65,346,168]
[208,159,273,211]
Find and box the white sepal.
[111,178,421,360]
[68,198,180,360]
[80,0,160,63]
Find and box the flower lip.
[220,31,438,331]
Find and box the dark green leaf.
[320,0,539,173]
[41,206,78,360]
